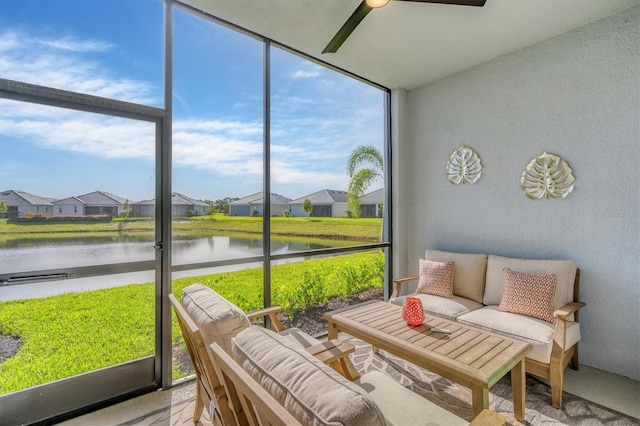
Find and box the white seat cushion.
[181,283,250,352]
[358,370,468,426]
[457,306,581,363]
[232,326,385,426]
[390,293,483,320]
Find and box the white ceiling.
[180,0,638,90]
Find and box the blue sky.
[0,0,385,202]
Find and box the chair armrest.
[470,409,506,426]
[305,339,360,381]
[246,306,286,332]
[553,301,586,321]
[391,276,419,298]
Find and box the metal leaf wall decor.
[520,152,575,199]
[446,145,482,185]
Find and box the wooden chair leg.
[549,357,564,409]
[372,345,379,354]
[193,380,205,422]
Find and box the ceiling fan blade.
[396,0,486,6]
[322,1,373,54]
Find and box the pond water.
[0,234,335,274]
[0,234,339,301]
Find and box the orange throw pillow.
[499,268,557,323]
[417,260,455,298]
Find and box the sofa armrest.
[246,306,286,332]
[391,276,419,298]
[551,301,586,359]
[553,301,586,321]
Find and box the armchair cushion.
[232,326,385,426]
[499,268,557,323]
[484,256,577,310]
[182,283,250,352]
[425,250,487,303]
[457,306,581,363]
[417,259,455,298]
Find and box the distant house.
[171,193,208,216]
[132,193,209,217]
[74,191,127,217]
[360,188,384,218]
[52,197,85,216]
[0,190,55,217]
[229,192,292,216]
[288,189,348,218]
[132,198,155,217]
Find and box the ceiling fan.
[322,0,486,54]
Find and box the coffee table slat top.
[324,301,531,389]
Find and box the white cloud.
[289,69,320,79]
[0,30,157,104]
[37,36,113,52]
[288,64,324,79]
[0,27,384,199]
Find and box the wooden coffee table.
[324,301,532,421]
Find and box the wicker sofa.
[390,249,586,409]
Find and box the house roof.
[76,191,127,205]
[133,198,155,206]
[289,189,347,204]
[52,197,85,205]
[361,188,384,204]
[0,190,55,206]
[181,0,636,90]
[133,193,208,206]
[231,192,292,205]
[172,192,208,207]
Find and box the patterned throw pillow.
[499,268,557,323]
[417,260,455,298]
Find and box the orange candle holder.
[402,296,425,326]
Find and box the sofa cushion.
[457,306,581,363]
[425,250,487,304]
[231,326,385,426]
[499,268,557,323]
[417,259,455,298]
[181,283,250,352]
[484,255,577,310]
[358,370,468,426]
[389,293,483,320]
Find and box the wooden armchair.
[209,342,303,426]
[170,294,234,425]
[170,285,360,424]
[209,334,507,426]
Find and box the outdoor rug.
[346,336,638,426]
[126,336,638,426]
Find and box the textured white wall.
[398,6,639,379]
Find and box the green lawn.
[0,215,382,242]
[0,251,384,394]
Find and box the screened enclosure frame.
[0,1,392,423]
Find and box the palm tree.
[347,145,383,218]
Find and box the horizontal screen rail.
[0,243,391,286]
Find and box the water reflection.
[0,235,334,273]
